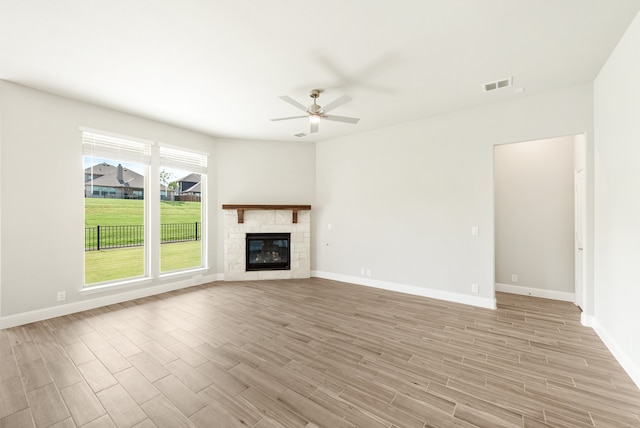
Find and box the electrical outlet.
[360,267,365,275]
[57,291,66,302]
[511,274,518,283]
[366,269,372,277]
[471,283,479,293]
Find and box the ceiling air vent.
[483,77,512,92]
[293,132,307,138]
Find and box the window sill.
[80,268,209,297]
[80,277,152,296]
[159,267,208,281]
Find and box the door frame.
[493,133,589,314]
[574,168,586,310]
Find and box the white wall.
[314,84,593,309]
[494,136,575,297]
[593,10,640,386]
[0,81,217,322]
[0,82,317,326]
[214,138,316,272]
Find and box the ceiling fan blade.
[321,94,352,113]
[323,114,360,124]
[310,121,319,133]
[270,115,308,122]
[279,95,308,112]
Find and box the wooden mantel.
[222,204,311,224]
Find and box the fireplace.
[223,206,310,280]
[246,233,291,271]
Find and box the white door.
[574,169,586,309]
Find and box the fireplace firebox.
[246,233,291,271]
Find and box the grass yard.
[159,200,202,224]
[85,247,144,284]
[85,198,202,284]
[85,241,202,284]
[84,198,143,226]
[160,240,202,272]
[85,198,201,226]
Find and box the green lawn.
[84,198,143,226]
[160,241,202,272]
[159,200,202,224]
[85,241,201,284]
[85,247,144,284]
[85,198,201,226]
[85,198,202,284]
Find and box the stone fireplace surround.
[222,205,311,281]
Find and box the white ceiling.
[2,1,639,142]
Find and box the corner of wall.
[591,318,640,389]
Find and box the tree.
[160,169,178,190]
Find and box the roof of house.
[88,167,144,189]
[84,162,116,176]
[177,173,201,183]
[86,163,168,190]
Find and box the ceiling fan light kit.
[270,88,360,134]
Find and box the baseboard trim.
[581,312,594,327]
[495,283,576,302]
[312,271,496,309]
[591,318,640,389]
[0,274,219,330]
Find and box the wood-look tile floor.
[1,278,639,428]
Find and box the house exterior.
[84,162,167,199]
[175,173,201,201]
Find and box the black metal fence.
[161,222,200,244]
[85,222,200,251]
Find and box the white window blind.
[159,146,207,174]
[82,131,151,165]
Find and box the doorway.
[494,134,586,306]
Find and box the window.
[82,129,207,287]
[83,130,150,285]
[159,146,207,273]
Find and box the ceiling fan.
[270,89,360,134]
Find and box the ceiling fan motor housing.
[308,89,323,113]
[308,104,322,114]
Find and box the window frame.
[158,143,208,275]
[81,128,208,290]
